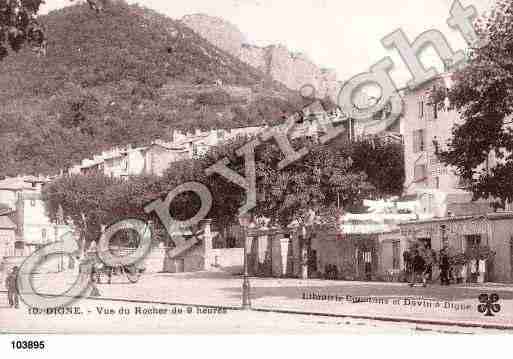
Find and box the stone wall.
[181,14,343,102]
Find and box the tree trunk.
[301,226,308,279]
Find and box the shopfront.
[398,213,513,283]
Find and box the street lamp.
[238,213,252,310]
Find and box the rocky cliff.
[181,14,343,102]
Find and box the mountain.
[182,14,343,102]
[0,1,308,177]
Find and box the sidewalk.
[6,270,513,330]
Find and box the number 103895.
[11,340,46,350]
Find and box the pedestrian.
[424,246,436,283]
[403,249,411,278]
[5,266,20,309]
[409,250,426,287]
[89,264,101,297]
[439,248,450,286]
[431,247,437,279]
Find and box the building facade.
[396,73,513,283]
[0,176,72,272]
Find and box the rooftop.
[398,212,513,227]
[0,176,40,191]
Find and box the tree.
[41,127,407,256]
[198,136,375,279]
[348,137,405,198]
[435,0,513,208]
[0,0,46,60]
[42,173,164,251]
[199,136,375,228]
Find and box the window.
[217,130,225,139]
[42,228,47,241]
[192,143,198,157]
[418,100,424,118]
[434,176,440,189]
[433,103,438,119]
[30,199,36,207]
[413,129,426,153]
[414,164,427,182]
[465,235,481,252]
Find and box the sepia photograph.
[0,0,512,346]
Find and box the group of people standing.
[403,246,452,287]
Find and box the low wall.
[210,248,243,274]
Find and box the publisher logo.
[478,293,501,317]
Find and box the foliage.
[42,133,398,244]
[0,0,45,60]
[347,137,405,197]
[446,245,496,265]
[42,172,166,247]
[0,1,303,177]
[435,0,513,207]
[164,136,376,228]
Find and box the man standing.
[424,246,437,283]
[409,250,426,287]
[439,248,450,286]
[403,249,411,279]
[5,266,20,309]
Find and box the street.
[0,295,503,334]
[2,270,513,333]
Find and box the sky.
[40,0,496,88]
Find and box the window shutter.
[419,100,424,118]
[413,129,426,153]
[420,129,425,151]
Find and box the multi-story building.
[69,105,352,179]
[401,73,497,216]
[395,73,513,283]
[0,176,72,272]
[402,74,460,195]
[70,141,190,178]
[0,205,16,264]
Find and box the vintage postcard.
[1,0,513,339]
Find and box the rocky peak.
[181,14,343,102]
[181,13,247,58]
